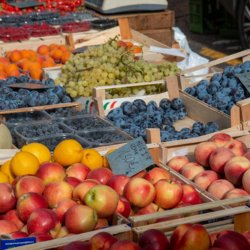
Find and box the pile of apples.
[167,133,250,199]
[63,224,250,250]
[0,159,204,244]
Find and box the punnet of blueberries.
[184,61,250,115]
[107,98,219,142]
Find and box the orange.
[0,160,14,183]
[0,63,5,72]
[133,46,142,54]
[58,45,69,52]
[50,49,63,61]
[29,67,42,80]
[61,51,71,64]
[53,139,83,167]
[0,171,9,183]
[81,149,103,170]
[5,64,19,77]
[42,56,55,68]
[22,143,51,164]
[37,45,50,56]
[0,57,10,65]
[26,50,37,60]
[49,44,59,51]
[20,50,31,59]
[0,71,7,79]
[9,50,22,63]
[22,60,33,71]
[125,41,134,48]
[10,151,40,177]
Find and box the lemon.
[53,139,83,167]
[22,142,51,164]
[0,171,9,183]
[0,160,14,183]
[10,151,40,176]
[81,148,103,170]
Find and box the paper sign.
[0,237,36,250]
[236,72,250,94]
[107,137,154,177]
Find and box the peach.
[207,179,234,199]
[66,163,90,182]
[43,181,73,208]
[209,133,234,147]
[209,148,235,174]
[0,220,18,235]
[223,188,249,200]
[224,156,250,186]
[224,140,247,156]
[124,177,156,208]
[193,170,219,190]
[242,168,250,193]
[144,167,172,184]
[194,141,217,166]
[181,162,205,180]
[167,156,190,172]
[15,175,45,198]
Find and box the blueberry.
[129,125,141,137]
[197,89,209,100]
[179,128,191,135]
[211,73,222,83]
[61,95,71,103]
[171,98,185,110]
[6,77,17,85]
[197,80,209,91]
[228,78,238,89]
[241,61,250,71]
[177,108,187,119]
[233,66,242,74]
[113,118,126,128]
[204,122,219,134]
[185,87,196,96]
[48,94,60,104]
[159,98,171,110]
[43,78,55,86]
[133,99,147,112]
[162,114,173,126]
[160,131,174,142]
[192,121,204,135]
[121,102,134,116]
[107,107,123,121]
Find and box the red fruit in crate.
[194,141,217,166]
[144,167,172,184]
[207,179,234,199]
[224,140,247,156]
[64,241,92,250]
[139,229,170,250]
[167,156,190,172]
[87,168,113,184]
[209,133,234,147]
[110,240,141,250]
[213,230,250,250]
[0,220,18,235]
[64,176,81,188]
[0,183,16,213]
[66,163,90,182]
[107,174,130,196]
[7,231,29,239]
[29,232,53,242]
[115,196,131,218]
[242,168,250,193]
[181,184,202,205]
[181,162,205,180]
[3,210,24,230]
[90,232,118,250]
[194,170,219,190]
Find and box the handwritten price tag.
[107,137,154,177]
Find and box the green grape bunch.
[55,37,180,98]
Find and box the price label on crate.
[107,137,154,177]
[236,72,250,94]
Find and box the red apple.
[0,183,16,213]
[65,204,97,234]
[193,170,219,190]
[124,177,156,208]
[72,179,99,202]
[87,168,113,184]
[209,133,234,147]
[110,240,140,250]
[84,184,119,218]
[243,230,250,245]
[90,232,118,250]
[194,141,217,166]
[27,208,61,237]
[224,156,250,186]
[167,156,190,172]
[154,179,183,209]
[107,174,130,196]
[181,162,205,180]
[181,184,202,205]
[224,140,248,156]
[116,196,131,218]
[16,192,48,222]
[209,148,235,174]
[135,203,159,216]
[64,176,82,188]
[95,218,109,230]
[7,231,29,239]
[3,209,24,230]
[66,163,90,181]
[170,224,211,250]
[64,241,92,250]
[15,175,45,198]
[0,220,18,235]
[207,180,234,199]
[242,168,250,193]
[43,181,73,208]
[144,167,172,184]
[213,230,250,250]
[29,232,53,242]
[36,162,65,185]
[53,199,77,223]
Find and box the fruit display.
[167,132,250,199]
[0,85,72,110]
[184,61,250,115]
[107,98,219,141]
[61,21,91,33]
[62,225,250,250]
[0,27,30,42]
[0,44,72,80]
[55,39,180,98]
[45,107,87,119]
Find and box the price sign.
[107,137,154,177]
[236,72,250,94]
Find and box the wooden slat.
[146,128,161,143]
[118,18,132,39]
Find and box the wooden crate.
[132,196,250,240]
[9,224,132,250]
[179,49,250,130]
[93,10,175,46]
[93,75,242,145]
